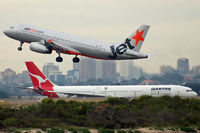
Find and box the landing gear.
[56,56,63,62]
[56,50,63,62]
[17,47,22,51]
[73,56,80,63]
[17,41,24,51]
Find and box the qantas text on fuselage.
[3,24,150,63]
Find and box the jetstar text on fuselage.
[109,38,135,59]
[108,29,145,59]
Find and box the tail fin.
[125,25,150,51]
[25,61,54,91]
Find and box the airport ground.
[1,127,200,133]
[0,96,200,133]
[0,96,200,106]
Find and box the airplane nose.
[3,29,13,37]
[3,29,9,36]
[193,92,198,97]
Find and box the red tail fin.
[25,61,54,91]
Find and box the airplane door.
[17,25,24,37]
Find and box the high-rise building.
[73,62,80,70]
[192,65,200,75]
[1,68,16,85]
[160,65,175,75]
[66,69,80,81]
[42,63,64,82]
[79,57,96,81]
[97,60,117,81]
[118,61,143,79]
[96,61,103,79]
[118,61,130,78]
[16,70,31,85]
[128,62,143,79]
[177,57,190,74]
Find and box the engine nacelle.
[29,42,52,54]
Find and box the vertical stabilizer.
[125,25,150,51]
[25,61,54,91]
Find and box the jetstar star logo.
[132,29,144,47]
[108,29,145,59]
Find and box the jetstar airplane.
[24,61,197,98]
[4,24,150,63]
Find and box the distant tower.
[128,62,143,79]
[160,65,175,75]
[96,61,103,79]
[101,60,117,81]
[79,57,96,81]
[118,61,130,78]
[42,63,63,82]
[192,65,200,75]
[73,62,79,70]
[118,61,143,79]
[177,57,189,74]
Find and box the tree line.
[0,96,200,129]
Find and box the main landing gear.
[56,50,63,62]
[73,55,80,63]
[55,51,80,63]
[17,41,24,51]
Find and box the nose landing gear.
[17,41,24,51]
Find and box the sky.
[0,0,200,74]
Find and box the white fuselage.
[52,85,197,98]
[3,24,148,60]
[25,62,197,98]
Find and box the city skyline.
[0,57,199,77]
[0,0,200,73]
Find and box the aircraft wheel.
[17,47,22,51]
[56,57,63,62]
[73,57,80,63]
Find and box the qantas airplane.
[24,61,197,98]
[4,24,150,63]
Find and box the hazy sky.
[0,0,200,74]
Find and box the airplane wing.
[11,86,34,90]
[43,40,80,54]
[46,91,105,97]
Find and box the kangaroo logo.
[29,72,47,87]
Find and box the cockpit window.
[10,26,14,29]
[186,90,193,92]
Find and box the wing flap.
[46,40,80,54]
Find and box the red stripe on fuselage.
[58,50,109,60]
[29,29,36,32]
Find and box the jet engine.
[29,42,52,54]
